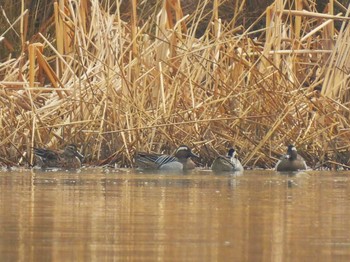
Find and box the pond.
[0,168,350,261]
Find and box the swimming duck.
[275,145,307,172]
[135,145,198,171]
[33,144,84,169]
[211,148,244,172]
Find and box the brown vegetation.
[1,0,350,169]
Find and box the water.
[1,168,350,261]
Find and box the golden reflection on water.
[0,169,350,261]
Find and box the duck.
[211,148,244,172]
[33,144,84,169]
[134,145,198,171]
[275,144,307,172]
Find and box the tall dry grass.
[1,0,350,169]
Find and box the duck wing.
[135,152,177,169]
[33,148,59,160]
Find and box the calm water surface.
[0,168,350,261]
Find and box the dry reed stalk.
[279,9,350,21]
[335,0,347,12]
[322,3,350,99]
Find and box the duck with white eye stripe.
[135,145,198,171]
[275,145,307,172]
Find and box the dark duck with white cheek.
[275,145,307,172]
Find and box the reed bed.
[1,0,350,169]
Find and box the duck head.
[287,144,298,161]
[175,145,199,159]
[227,148,237,158]
[65,144,84,161]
